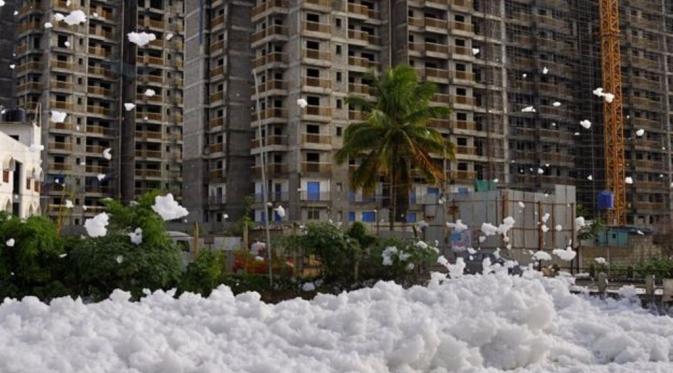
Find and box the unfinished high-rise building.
[13,0,184,225]
[181,0,673,231]
[0,0,17,109]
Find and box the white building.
[0,121,42,218]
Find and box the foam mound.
[1,273,672,372]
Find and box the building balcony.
[89,28,115,40]
[301,133,331,145]
[135,169,163,178]
[251,25,288,44]
[15,62,42,74]
[347,3,379,19]
[137,112,163,121]
[253,164,288,178]
[135,149,163,159]
[253,52,287,68]
[452,95,475,106]
[48,163,72,171]
[348,56,380,70]
[208,169,225,181]
[301,162,331,175]
[88,66,116,79]
[303,21,331,35]
[449,20,473,33]
[85,185,112,194]
[304,106,332,121]
[303,49,331,61]
[51,122,77,131]
[348,83,375,96]
[85,145,107,154]
[17,20,42,34]
[209,143,224,153]
[251,0,288,19]
[135,130,163,140]
[210,40,225,52]
[299,191,331,202]
[256,79,287,94]
[86,125,115,137]
[251,135,288,148]
[629,96,663,112]
[210,91,224,103]
[87,86,112,96]
[16,82,42,93]
[211,14,225,28]
[85,165,109,174]
[254,108,288,121]
[142,18,165,30]
[48,142,73,152]
[88,46,111,58]
[633,159,665,170]
[348,30,381,44]
[210,65,225,77]
[254,192,290,203]
[303,76,332,90]
[49,101,74,111]
[628,55,660,70]
[417,67,450,81]
[87,106,114,117]
[138,55,164,66]
[304,0,331,8]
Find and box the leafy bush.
[634,257,673,279]
[66,194,182,300]
[179,250,225,296]
[362,237,440,283]
[296,222,361,284]
[0,213,68,300]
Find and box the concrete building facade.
[0,120,42,218]
[182,0,673,232]
[13,0,184,226]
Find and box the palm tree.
[335,64,455,230]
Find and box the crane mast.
[599,0,626,225]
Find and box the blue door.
[362,211,375,222]
[307,181,320,201]
[348,211,356,222]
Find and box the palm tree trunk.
[389,168,396,232]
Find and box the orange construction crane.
[599,0,626,225]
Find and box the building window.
[307,208,320,220]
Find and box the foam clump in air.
[152,193,188,221]
[63,10,87,26]
[446,219,468,232]
[84,212,109,238]
[127,31,157,47]
[50,110,67,123]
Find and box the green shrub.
[0,212,68,300]
[298,222,361,284]
[66,194,182,300]
[361,237,439,283]
[178,250,225,296]
[634,257,673,279]
[67,232,181,300]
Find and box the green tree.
[0,212,68,299]
[335,64,454,228]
